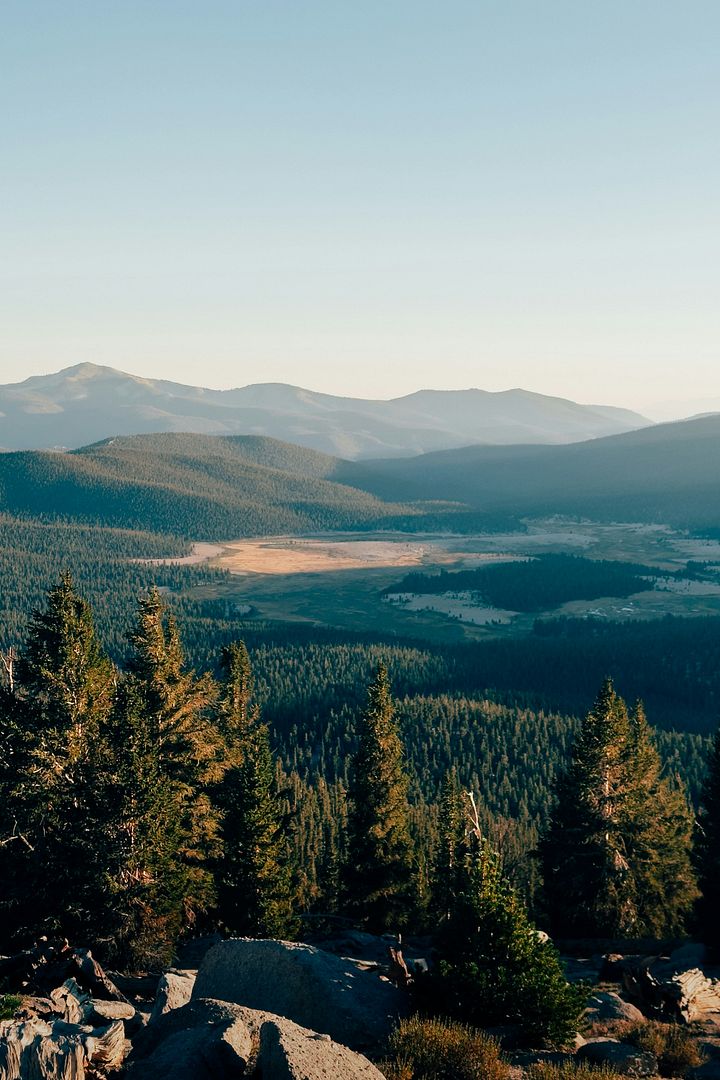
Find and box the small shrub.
[380,1016,510,1080]
[0,994,21,1021]
[423,839,587,1047]
[527,1064,625,1080]
[624,1021,704,1077]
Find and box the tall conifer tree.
[214,642,295,938]
[124,588,221,931]
[101,679,192,966]
[431,768,466,923]
[0,574,116,944]
[343,663,415,932]
[540,679,696,937]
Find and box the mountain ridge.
[0,363,651,458]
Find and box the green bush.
[381,1016,510,1080]
[0,995,21,1021]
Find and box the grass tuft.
[380,1015,510,1080]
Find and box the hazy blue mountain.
[340,413,720,531]
[0,363,650,457]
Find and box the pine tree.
[343,663,415,932]
[214,641,295,938]
[101,679,192,967]
[124,588,222,934]
[431,768,466,922]
[540,679,697,938]
[0,574,116,945]
[426,796,585,1048]
[695,722,720,952]
[622,701,697,935]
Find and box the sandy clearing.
[210,537,524,575]
[136,542,225,566]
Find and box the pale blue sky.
[1,1,718,411]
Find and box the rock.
[193,939,408,1050]
[258,1015,385,1079]
[585,991,645,1024]
[150,970,196,1023]
[129,997,384,1080]
[90,998,142,1035]
[127,998,257,1079]
[623,953,720,1023]
[578,1037,658,1076]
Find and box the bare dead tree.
[0,645,17,693]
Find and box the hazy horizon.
[2,2,718,415]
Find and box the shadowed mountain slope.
[339,414,720,531]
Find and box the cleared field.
[208,535,523,575]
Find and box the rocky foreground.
[2,935,720,1079]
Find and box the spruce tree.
[0,574,116,945]
[431,768,466,923]
[124,588,222,933]
[343,663,415,932]
[622,701,697,935]
[214,641,295,938]
[540,679,696,938]
[101,679,192,966]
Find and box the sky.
[1,1,718,414]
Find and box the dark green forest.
[385,554,656,612]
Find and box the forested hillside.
[0,434,418,537]
[342,414,720,532]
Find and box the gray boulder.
[150,969,196,1023]
[258,1015,385,1079]
[585,991,645,1025]
[128,998,259,1078]
[578,1037,658,1076]
[193,939,408,1050]
[129,996,384,1080]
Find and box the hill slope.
[340,414,720,531]
[0,434,418,538]
[0,363,650,457]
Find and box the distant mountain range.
[0,363,650,458]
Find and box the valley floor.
[146,520,720,644]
